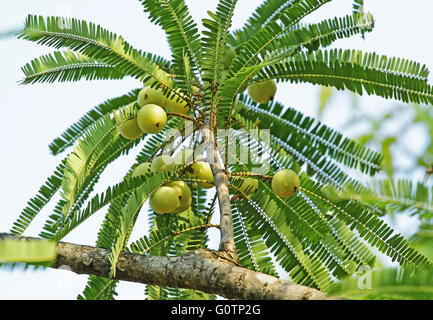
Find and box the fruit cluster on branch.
[114,51,297,224]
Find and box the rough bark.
[0,233,334,300]
[202,127,238,264]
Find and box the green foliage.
[255,49,433,105]
[236,95,383,183]
[330,266,433,300]
[49,88,141,155]
[14,0,433,300]
[21,51,125,84]
[139,0,202,88]
[0,239,56,264]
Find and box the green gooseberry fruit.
[150,186,180,214]
[248,79,277,104]
[173,148,194,165]
[166,181,192,213]
[138,86,166,107]
[117,118,143,140]
[151,155,175,173]
[223,44,236,70]
[192,85,201,96]
[137,104,167,134]
[271,169,300,198]
[165,91,189,114]
[132,162,151,178]
[190,161,214,189]
[232,177,258,195]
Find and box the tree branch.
[0,233,335,300]
[202,127,239,264]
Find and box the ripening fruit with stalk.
[138,85,167,107]
[189,161,214,189]
[271,169,300,198]
[173,148,194,165]
[151,155,175,173]
[232,177,258,195]
[223,44,236,70]
[150,186,180,214]
[248,79,277,104]
[132,162,151,178]
[165,90,189,114]
[117,118,143,140]
[166,181,192,213]
[137,104,167,134]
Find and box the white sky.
[1,0,433,299]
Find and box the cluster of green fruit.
[117,67,190,140]
[131,150,217,214]
[120,45,286,215]
[132,147,300,214]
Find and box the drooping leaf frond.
[78,277,118,300]
[230,185,279,276]
[49,88,141,155]
[254,49,433,105]
[54,177,148,241]
[20,51,125,85]
[60,115,118,218]
[236,96,383,178]
[108,169,181,277]
[233,109,361,188]
[234,191,333,291]
[19,15,169,84]
[41,112,145,239]
[330,266,433,300]
[331,179,433,219]
[10,160,66,235]
[300,176,431,269]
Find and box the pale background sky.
[1,0,433,299]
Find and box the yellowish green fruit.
[151,155,175,173]
[166,181,192,212]
[192,85,201,96]
[137,104,167,134]
[165,91,189,114]
[150,186,180,214]
[271,169,300,198]
[190,161,214,189]
[223,44,236,70]
[232,177,258,194]
[173,148,194,165]
[138,86,166,107]
[248,79,277,104]
[117,118,143,140]
[132,162,151,178]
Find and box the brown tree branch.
[202,127,239,264]
[0,233,335,300]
